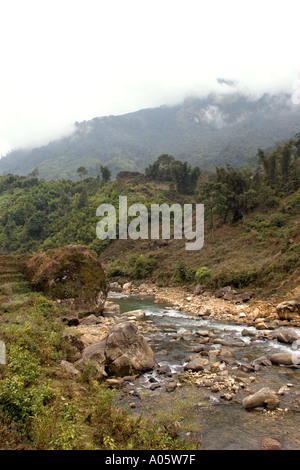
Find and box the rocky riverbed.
[64,283,300,450]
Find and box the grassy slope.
[100,190,300,300]
[0,174,299,300]
[0,255,193,450]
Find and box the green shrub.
[107,258,128,278]
[195,266,211,285]
[269,214,287,227]
[93,385,193,450]
[0,345,54,424]
[212,269,258,289]
[30,401,84,450]
[132,255,156,279]
[174,260,195,284]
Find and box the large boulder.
[81,321,157,377]
[276,298,300,321]
[25,245,108,317]
[242,387,279,410]
[105,322,157,375]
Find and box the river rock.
[123,282,132,292]
[109,282,123,293]
[165,381,177,392]
[252,356,272,367]
[81,321,157,378]
[105,322,157,375]
[242,387,279,410]
[194,284,204,295]
[157,365,172,376]
[214,286,233,298]
[255,322,269,330]
[80,314,102,325]
[273,327,299,344]
[191,345,206,353]
[102,302,121,316]
[223,290,238,301]
[242,328,257,337]
[184,356,210,371]
[233,292,253,303]
[122,309,145,319]
[269,352,300,366]
[196,330,210,337]
[260,437,282,450]
[276,298,300,321]
[199,337,210,344]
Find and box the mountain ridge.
[1,92,300,180]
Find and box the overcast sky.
[0,0,299,156]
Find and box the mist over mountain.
[1,92,300,180]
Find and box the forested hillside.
[1,93,300,180]
[0,134,299,297]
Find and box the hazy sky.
[1,0,299,156]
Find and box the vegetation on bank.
[0,256,195,450]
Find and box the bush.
[212,269,259,289]
[269,214,287,227]
[93,385,193,450]
[0,345,54,424]
[30,401,83,450]
[131,255,157,279]
[195,267,211,285]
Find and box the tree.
[258,140,299,193]
[145,154,175,181]
[100,165,111,184]
[77,166,88,180]
[172,161,200,194]
[201,182,227,241]
[216,164,254,222]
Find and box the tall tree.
[100,165,111,184]
[77,166,88,180]
[200,182,227,242]
[172,161,200,194]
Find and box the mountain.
[1,92,300,180]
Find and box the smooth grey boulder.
[81,321,157,378]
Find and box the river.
[109,293,300,450]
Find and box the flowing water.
[109,293,300,450]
